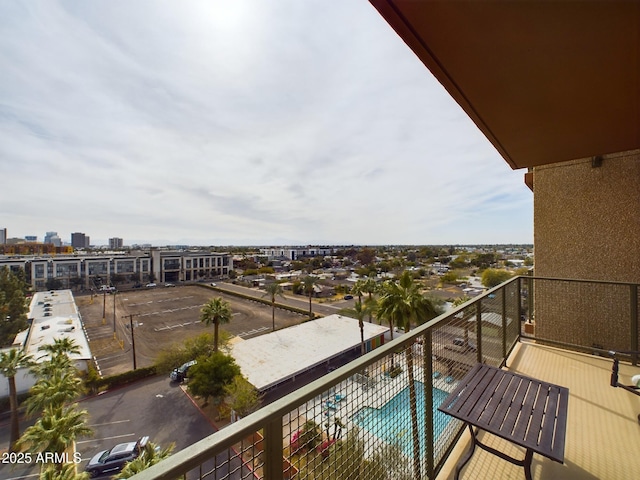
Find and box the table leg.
[454,424,477,480]
[524,449,534,480]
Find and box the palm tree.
[200,297,232,352]
[377,271,438,480]
[0,348,34,451]
[38,337,81,359]
[18,404,93,470]
[115,441,174,478]
[40,463,90,480]
[31,352,74,378]
[24,370,83,418]
[351,279,367,304]
[262,282,285,331]
[302,276,319,320]
[353,301,367,355]
[363,275,379,323]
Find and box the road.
[214,282,354,317]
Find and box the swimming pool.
[351,382,451,457]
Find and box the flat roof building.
[231,314,388,392]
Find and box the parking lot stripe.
[77,433,135,444]
[86,419,130,427]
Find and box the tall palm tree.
[351,279,367,305]
[18,404,93,470]
[24,370,84,418]
[200,297,232,352]
[302,276,319,320]
[31,352,74,378]
[40,463,89,480]
[377,271,438,480]
[262,282,285,331]
[115,441,175,479]
[0,348,34,451]
[38,337,81,359]
[353,300,367,355]
[363,275,379,323]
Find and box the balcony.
[133,276,640,480]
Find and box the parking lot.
[77,284,306,376]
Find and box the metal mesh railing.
[133,275,639,480]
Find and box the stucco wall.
[533,150,640,350]
[534,150,640,282]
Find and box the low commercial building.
[231,314,388,394]
[0,289,92,398]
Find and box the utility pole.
[102,290,106,325]
[122,313,141,370]
[113,291,117,339]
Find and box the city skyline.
[0,1,533,246]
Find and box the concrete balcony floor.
[437,341,640,480]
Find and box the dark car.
[85,436,149,477]
[170,360,197,382]
[343,294,354,300]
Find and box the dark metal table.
[438,363,569,480]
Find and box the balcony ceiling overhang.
[370,0,640,170]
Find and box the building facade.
[71,232,90,248]
[0,249,233,291]
[109,237,124,249]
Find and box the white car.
[210,282,217,287]
[145,283,157,288]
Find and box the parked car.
[99,285,116,293]
[210,282,217,287]
[170,360,197,382]
[165,283,175,287]
[145,283,157,288]
[343,294,354,300]
[85,436,149,477]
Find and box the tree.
[154,332,218,374]
[17,404,93,470]
[40,463,90,480]
[481,268,514,288]
[376,271,439,480]
[352,301,367,355]
[0,267,30,347]
[24,370,83,418]
[0,348,34,451]
[262,282,285,331]
[224,375,262,417]
[37,337,81,359]
[200,297,232,352]
[187,352,240,404]
[302,276,319,320]
[115,441,174,479]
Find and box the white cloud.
[0,0,532,246]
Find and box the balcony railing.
[133,276,640,480]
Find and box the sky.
[0,0,533,247]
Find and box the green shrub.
[86,366,157,392]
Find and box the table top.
[438,363,569,463]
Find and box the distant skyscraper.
[71,232,90,248]
[0,228,6,244]
[109,237,124,249]
[25,235,38,242]
[44,232,62,247]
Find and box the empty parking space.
[77,285,305,376]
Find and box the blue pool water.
[351,382,451,457]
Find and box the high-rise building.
[44,232,62,247]
[71,232,90,248]
[109,237,124,249]
[0,228,6,244]
[24,236,37,242]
